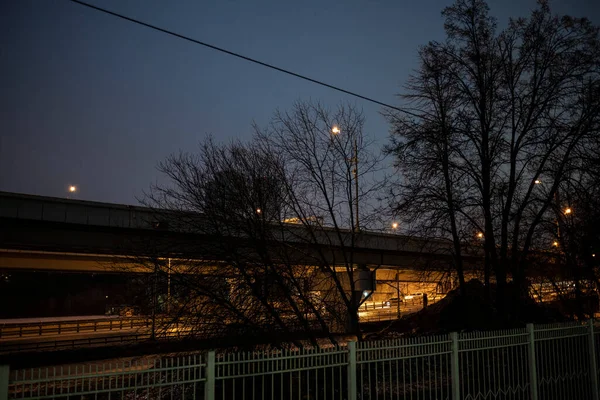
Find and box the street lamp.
[391,222,399,230]
[67,185,77,199]
[564,207,572,215]
[331,125,360,231]
[534,179,542,185]
[477,232,484,239]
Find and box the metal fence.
[1,320,599,400]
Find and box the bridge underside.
[1,216,477,272]
[0,249,460,319]
[0,216,558,281]
[0,249,457,283]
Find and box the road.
[0,325,193,354]
[0,315,170,354]
[0,303,428,354]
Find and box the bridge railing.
[2,320,600,400]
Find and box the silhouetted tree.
[255,101,387,334]
[128,101,386,347]
[387,0,600,320]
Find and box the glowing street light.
[256,208,262,214]
[477,232,484,239]
[331,126,341,135]
[564,207,572,215]
[553,241,559,247]
[391,222,399,230]
[67,185,77,199]
[534,179,542,184]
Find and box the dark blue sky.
[1,0,598,205]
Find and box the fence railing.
[2,320,600,400]
[0,317,153,339]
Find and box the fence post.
[450,332,460,400]
[0,364,9,400]
[348,341,357,400]
[205,350,216,400]
[527,323,539,400]
[588,319,599,400]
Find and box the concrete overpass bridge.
[0,191,483,318]
[0,191,482,274]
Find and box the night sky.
[1,0,599,205]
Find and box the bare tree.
[138,138,334,348]
[386,44,472,297]
[254,101,387,335]
[539,146,600,318]
[387,0,600,320]
[124,101,386,346]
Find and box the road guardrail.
[0,316,157,339]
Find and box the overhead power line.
[69,0,410,114]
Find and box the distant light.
[534,179,542,185]
[69,185,77,193]
[391,222,398,230]
[477,232,484,239]
[553,241,559,247]
[331,126,341,135]
[256,208,262,214]
[105,295,108,299]
[565,207,572,214]
[593,254,596,258]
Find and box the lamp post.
[332,125,360,232]
[396,272,401,318]
[533,179,570,248]
[353,135,359,231]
